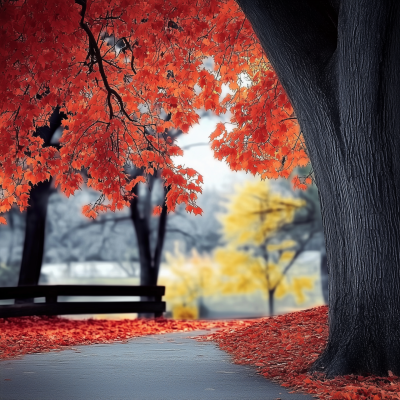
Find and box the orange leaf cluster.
[0,0,311,223]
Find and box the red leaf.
[153,205,162,216]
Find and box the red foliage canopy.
[0,0,311,223]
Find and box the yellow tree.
[158,245,221,319]
[216,180,317,315]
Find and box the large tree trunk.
[236,0,400,377]
[16,107,65,303]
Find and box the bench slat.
[0,285,165,300]
[0,301,166,318]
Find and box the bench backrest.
[0,285,165,300]
[0,285,166,318]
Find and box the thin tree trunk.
[268,289,275,316]
[16,107,65,303]
[236,0,400,377]
[16,179,52,303]
[6,207,15,268]
[130,176,169,318]
[130,182,154,287]
[152,185,169,282]
[198,296,209,319]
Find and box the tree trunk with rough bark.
[236,0,400,377]
[16,108,65,303]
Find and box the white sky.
[172,57,255,193]
[175,112,252,193]
[174,66,256,193]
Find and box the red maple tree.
[0,0,307,225]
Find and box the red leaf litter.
[192,306,400,400]
[0,315,252,360]
[1,306,400,400]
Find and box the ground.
[1,306,399,399]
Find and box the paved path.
[1,330,314,400]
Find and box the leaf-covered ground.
[0,316,251,359]
[1,306,399,400]
[193,306,400,400]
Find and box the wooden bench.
[0,285,166,318]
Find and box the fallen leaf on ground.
[2,306,400,400]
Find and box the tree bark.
[16,108,65,303]
[130,175,169,318]
[320,251,329,305]
[198,296,209,318]
[130,180,154,288]
[236,0,400,377]
[16,179,52,302]
[268,289,275,316]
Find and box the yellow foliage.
[291,276,315,303]
[215,246,291,296]
[215,247,267,294]
[216,180,317,310]
[158,245,222,309]
[275,276,291,299]
[215,245,316,305]
[220,180,305,246]
[265,262,286,289]
[172,304,199,320]
[159,179,318,318]
[267,239,297,252]
[279,250,296,263]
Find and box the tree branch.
[77,0,143,125]
[272,228,319,290]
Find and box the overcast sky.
[172,57,256,193]
[175,112,252,193]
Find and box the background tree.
[158,246,219,319]
[127,167,168,317]
[43,166,223,291]
[16,107,65,303]
[215,180,317,315]
[125,129,180,303]
[44,188,141,277]
[160,241,318,320]
[92,31,187,311]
